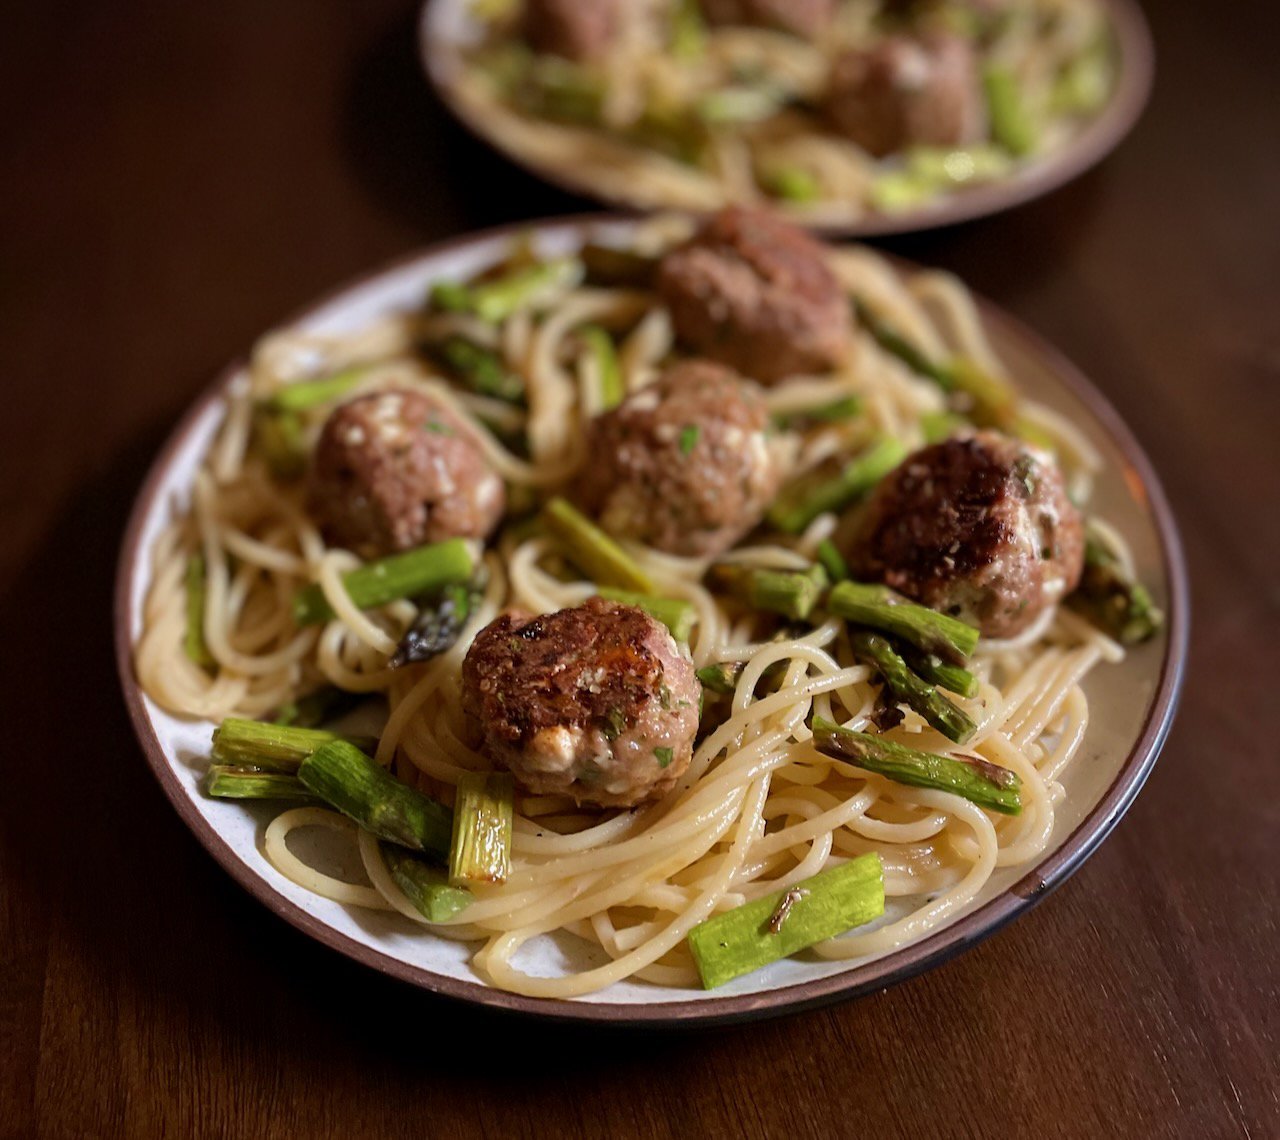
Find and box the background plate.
[115,216,1187,1025]
[420,0,1155,237]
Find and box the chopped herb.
[655,747,674,769]
[424,418,453,435]
[602,707,627,741]
[678,424,700,455]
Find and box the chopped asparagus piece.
[389,584,478,668]
[767,437,908,534]
[1067,526,1165,645]
[901,649,979,700]
[812,718,1021,815]
[946,356,1018,432]
[671,0,706,58]
[211,718,375,774]
[542,497,655,594]
[984,65,1040,157]
[827,581,980,665]
[578,325,624,410]
[920,410,967,443]
[849,631,976,744]
[707,563,828,622]
[696,662,742,696]
[816,539,849,584]
[205,766,315,802]
[686,852,885,988]
[252,405,309,479]
[268,367,367,413]
[855,300,952,388]
[598,587,697,643]
[772,394,862,430]
[763,165,821,203]
[272,685,365,729]
[293,538,474,626]
[430,258,583,324]
[697,85,786,125]
[298,740,453,857]
[449,771,515,886]
[428,336,525,404]
[381,844,472,922]
[184,553,214,670]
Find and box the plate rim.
[418,0,1156,238]
[113,214,1189,1027]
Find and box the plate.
[419,0,1154,236]
[114,216,1187,1025]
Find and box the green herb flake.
[602,707,627,741]
[425,419,454,436]
[678,425,700,455]
[655,747,674,769]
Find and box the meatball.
[657,207,853,384]
[523,0,621,63]
[308,388,504,558]
[825,33,985,158]
[700,0,836,39]
[580,359,782,558]
[461,598,701,808]
[842,432,1085,638]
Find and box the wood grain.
[1,1,1276,1136]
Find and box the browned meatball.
[461,598,701,808]
[580,359,782,558]
[842,432,1085,638]
[700,0,836,39]
[308,388,504,558]
[825,33,985,158]
[657,207,853,384]
[523,0,621,63]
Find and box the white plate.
[115,217,1187,1025]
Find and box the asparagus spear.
[816,539,849,584]
[920,410,967,444]
[298,740,453,858]
[268,366,367,413]
[389,583,478,668]
[696,662,742,696]
[686,852,885,989]
[849,631,976,744]
[762,165,821,204]
[984,65,1039,157]
[855,300,952,388]
[380,844,472,922]
[597,587,696,643]
[448,771,515,887]
[272,685,365,729]
[427,336,526,404]
[185,553,214,670]
[671,0,706,59]
[578,325,624,410]
[580,242,658,288]
[771,394,862,431]
[1067,527,1165,645]
[706,563,829,622]
[900,649,979,700]
[432,258,584,325]
[697,85,787,126]
[252,405,309,479]
[827,581,980,665]
[767,437,908,533]
[293,538,474,626]
[205,766,315,802]
[811,718,1021,815]
[542,497,655,594]
[211,718,375,774]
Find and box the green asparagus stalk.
[1067,527,1165,645]
[855,300,952,388]
[252,405,309,479]
[762,165,821,204]
[433,257,584,324]
[767,436,908,533]
[298,740,453,857]
[686,852,885,989]
[772,394,862,430]
[697,85,786,126]
[272,685,365,729]
[827,581,980,665]
[578,325,624,410]
[448,771,515,886]
[205,766,315,802]
[811,718,1021,815]
[671,0,706,58]
[598,587,697,643]
[945,356,1018,432]
[580,242,659,288]
[984,65,1040,157]
[816,539,849,584]
[919,409,968,443]
[380,844,472,921]
[184,553,214,670]
[707,563,829,622]
[268,366,367,413]
[211,718,375,774]
[525,57,606,124]
[849,631,976,744]
[389,583,478,668]
[696,662,742,696]
[293,538,474,625]
[542,497,655,594]
[1052,39,1112,115]
[900,649,979,700]
[428,336,525,404]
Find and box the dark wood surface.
[2,2,1276,1136]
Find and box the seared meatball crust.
[580,359,782,558]
[843,432,1085,638]
[461,598,701,808]
[657,207,853,384]
[308,388,505,558]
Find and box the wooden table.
[2,3,1276,1135]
